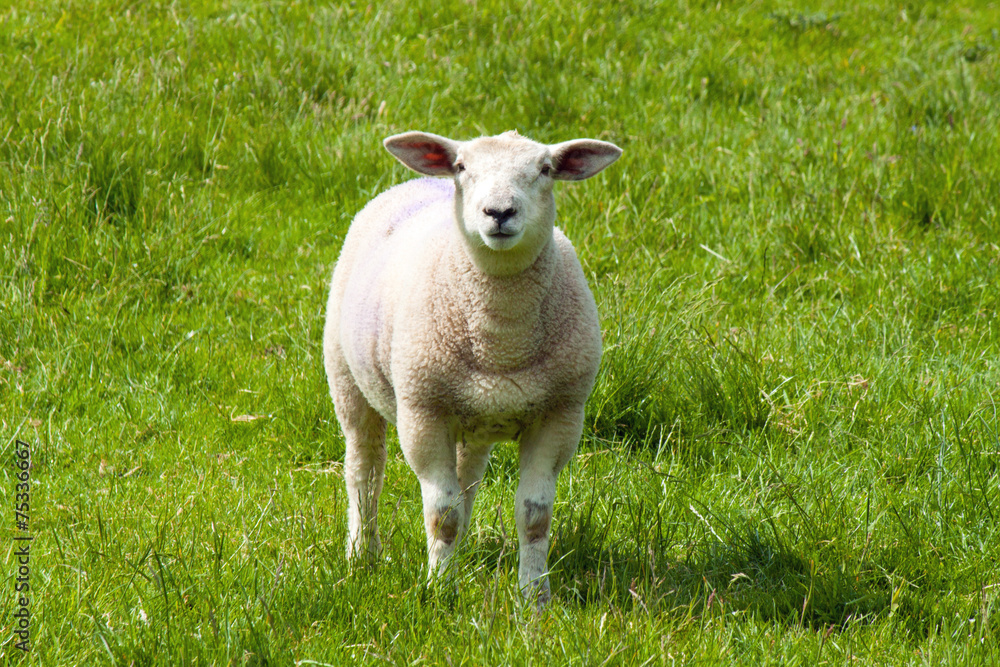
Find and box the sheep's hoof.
[346,538,382,570]
[521,578,552,608]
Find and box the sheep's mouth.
[482,228,523,250]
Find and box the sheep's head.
[384,130,622,275]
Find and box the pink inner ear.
[406,141,450,169]
[561,156,585,173]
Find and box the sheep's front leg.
[398,412,465,575]
[515,409,584,604]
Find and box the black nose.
[483,207,517,226]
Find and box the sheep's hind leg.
[333,375,388,565]
[457,441,494,540]
[515,409,584,605]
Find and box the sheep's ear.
[549,139,623,181]
[383,132,460,176]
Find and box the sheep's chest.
[448,369,550,444]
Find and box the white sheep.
[323,129,621,603]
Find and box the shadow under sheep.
[542,508,962,639]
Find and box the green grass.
[2,0,1000,663]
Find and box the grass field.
[2,0,1000,664]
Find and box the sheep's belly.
[454,414,526,445]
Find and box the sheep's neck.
[445,241,556,373]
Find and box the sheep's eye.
[455,163,466,173]
[540,165,551,177]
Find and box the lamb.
[323,129,621,603]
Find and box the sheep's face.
[384,131,622,274]
[453,133,555,254]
